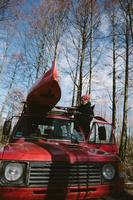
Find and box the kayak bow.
[26,60,61,113]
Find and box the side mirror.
[2,120,12,137]
[98,126,106,141]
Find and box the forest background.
[0,0,132,170]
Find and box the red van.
[0,108,124,200]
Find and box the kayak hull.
[26,60,61,113]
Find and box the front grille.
[28,162,101,187]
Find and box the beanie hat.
[81,95,90,101]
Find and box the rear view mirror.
[98,126,106,141]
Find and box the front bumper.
[0,181,124,200]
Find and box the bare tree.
[119,0,133,41]
[6,88,25,118]
[68,0,100,105]
[41,0,70,59]
[0,0,10,21]
[88,0,93,95]
[0,53,23,120]
[105,0,119,130]
[112,11,117,130]
[19,0,70,82]
[119,13,131,161]
[0,0,25,21]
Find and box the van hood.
[1,140,119,163]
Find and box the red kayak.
[26,60,61,113]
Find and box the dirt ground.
[102,189,133,200]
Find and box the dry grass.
[124,138,133,182]
[123,137,133,197]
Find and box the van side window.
[89,123,114,144]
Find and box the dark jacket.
[78,101,91,114]
[77,102,95,138]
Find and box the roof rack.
[54,106,108,122]
[54,106,94,118]
[55,106,78,111]
[54,106,81,115]
[50,106,77,117]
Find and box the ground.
[103,188,133,200]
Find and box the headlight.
[102,164,115,180]
[4,163,23,181]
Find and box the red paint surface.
[0,138,124,199]
[0,182,124,200]
[1,140,119,163]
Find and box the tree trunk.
[119,19,129,161]
[72,48,80,106]
[88,0,93,95]
[0,61,18,120]
[112,10,116,130]
[35,42,45,80]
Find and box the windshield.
[13,116,84,142]
[89,122,114,144]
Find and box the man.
[78,95,92,114]
[77,95,95,139]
